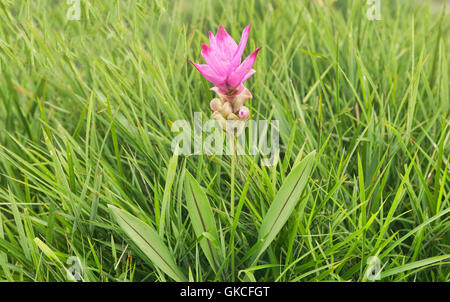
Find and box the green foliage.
[0,0,448,281]
[108,205,186,281]
[251,151,316,265]
[184,171,222,273]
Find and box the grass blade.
[159,152,178,236]
[380,255,450,280]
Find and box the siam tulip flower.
[189,24,261,125]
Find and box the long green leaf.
[251,151,316,264]
[380,255,450,279]
[108,205,186,281]
[184,170,222,272]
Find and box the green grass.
[0,0,449,282]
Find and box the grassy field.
[0,0,448,282]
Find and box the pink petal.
[215,25,237,60]
[208,31,216,48]
[226,47,261,88]
[228,24,251,72]
[189,59,226,88]
[201,43,228,76]
[241,69,256,83]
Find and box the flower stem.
[230,136,236,281]
[230,138,236,217]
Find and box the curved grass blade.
[184,170,222,272]
[251,151,316,265]
[108,205,186,281]
[380,255,450,280]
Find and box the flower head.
[190,24,260,129]
[189,24,261,96]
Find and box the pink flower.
[189,24,261,96]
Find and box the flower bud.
[210,98,223,111]
[232,88,252,112]
[220,101,232,117]
[212,111,227,129]
[238,106,250,120]
[227,112,239,120]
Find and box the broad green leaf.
[252,151,316,264]
[108,205,186,281]
[184,170,222,272]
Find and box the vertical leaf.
[108,205,186,281]
[251,151,316,264]
[159,152,178,236]
[184,170,222,272]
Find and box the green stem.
[230,139,236,217]
[230,135,237,281]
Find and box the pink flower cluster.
[189,24,261,127]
